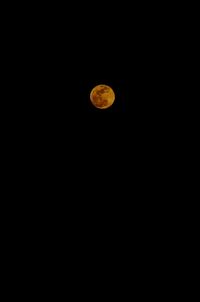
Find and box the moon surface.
[90,84,115,109]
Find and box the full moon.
[90,84,115,109]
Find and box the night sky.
[11,3,177,140]
[5,3,186,247]
[9,2,180,180]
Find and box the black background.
[7,1,182,136]
[2,3,192,289]
[5,2,186,208]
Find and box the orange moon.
[90,84,115,109]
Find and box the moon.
[90,84,115,109]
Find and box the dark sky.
[5,2,186,246]
[10,2,180,163]
[10,1,177,137]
